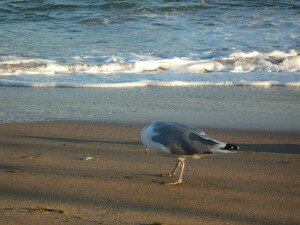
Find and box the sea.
[0,0,300,130]
[0,0,299,88]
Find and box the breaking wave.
[0,50,299,75]
[0,50,299,88]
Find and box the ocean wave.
[0,60,133,75]
[0,79,299,88]
[136,4,207,13]
[0,50,299,75]
[96,2,138,10]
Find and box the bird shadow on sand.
[0,162,168,185]
[0,163,156,179]
[14,134,142,146]
[0,165,24,173]
[13,135,299,154]
[237,143,300,154]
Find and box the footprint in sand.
[21,153,46,159]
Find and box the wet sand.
[1,86,299,131]
[0,122,299,225]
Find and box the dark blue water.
[0,0,299,87]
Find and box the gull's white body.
[141,123,172,155]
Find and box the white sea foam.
[278,56,300,72]
[0,50,299,75]
[0,79,299,88]
[0,61,133,75]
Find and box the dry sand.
[0,122,299,225]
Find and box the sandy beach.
[0,122,299,225]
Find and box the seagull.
[141,121,239,185]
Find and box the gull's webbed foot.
[161,172,176,178]
[164,179,183,185]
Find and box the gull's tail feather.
[221,143,239,151]
[209,141,239,153]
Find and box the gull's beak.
[144,147,149,155]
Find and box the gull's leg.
[162,159,180,178]
[165,158,185,185]
[144,147,149,155]
[177,158,185,183]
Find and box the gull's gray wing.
[171,121,206,136]
[151,121,219,155]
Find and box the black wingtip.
[222,143,239,151]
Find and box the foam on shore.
[0,79,299,88]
